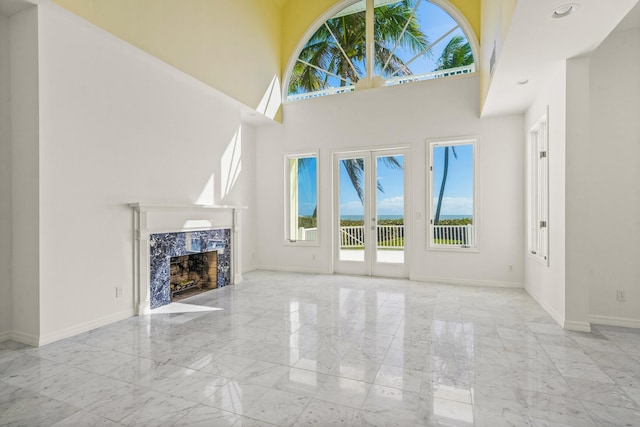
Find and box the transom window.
[287,0,476,101]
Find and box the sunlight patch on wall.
[221,126,242,200]
[196,174,215,205]
[256,75,282,120]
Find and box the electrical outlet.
[312,254,316,260]
[116,287,124,298]
[508,265,513,272]
[616,290,626,302]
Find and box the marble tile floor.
[2,270,640,426]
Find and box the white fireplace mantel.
[129,203,246,315]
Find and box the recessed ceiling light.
[552,3,579,19]
[518,79,529,85]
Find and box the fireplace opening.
[169,251,217,301]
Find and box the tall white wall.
[565,57,592,330]
[34,3,258,344]
[0,13,12,338]
[256,75,524,286]
[587,27,640,327]
[10,6,40,344]
[524,62,567,327]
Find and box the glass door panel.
[374,154,405,265]
[338,156,368,267]
[334,149,408,278]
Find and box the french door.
[333,148,409,277]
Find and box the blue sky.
[335,145,473,218]
[297,147,473,219]
[296,0,470,90]
[297,157,317,217]
[339,155,405,217]
[432,144,473,216]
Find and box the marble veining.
[149,229,231,308]
[1,270,640,426]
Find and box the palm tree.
[434,35,473,71]
[289,0,429,94]
[341,157,402,205]
[433,146,457,225]
[432,38,470,224]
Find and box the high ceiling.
[482,0,640,116]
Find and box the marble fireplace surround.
[129,203,243,315]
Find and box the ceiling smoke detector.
[552,3,579,19]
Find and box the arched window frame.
[283,0,480,102]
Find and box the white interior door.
[334,149,409,277]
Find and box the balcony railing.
[339,225,405,249]
[340,226,365,248]
[299,223,474,248]
[297,227,318,241]
[287,64,475,102]
[432,224,474,247]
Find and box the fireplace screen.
[169,251,217,300]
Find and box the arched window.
[286,0,476,101]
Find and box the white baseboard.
[4,330,40,347]
[410,275,523,289]
[0,330,12,343]
[242,265,258,274]
[563,320,591,332]
[38,309,135,347]
[524,285,565,328]
[590,315,640,329]
[254,265,332,275]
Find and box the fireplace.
[129,203,242,314]
[149,229,231,309]
[170,251,217,301]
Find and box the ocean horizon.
[337,214,472,220]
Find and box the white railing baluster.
[287,65,475,102]
[431,224,474,247]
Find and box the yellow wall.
[53,0,282,112]
[281,0,481,75]
[53,0,480,112]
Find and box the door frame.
[332,146,411,278]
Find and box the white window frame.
[283,0,479,102]
[528,111,549,264]
[284,152,320,246]
[427,136,479,252]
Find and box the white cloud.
[433,197,473,215]
[340,200,364,214]
[377,196,404,214]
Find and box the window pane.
[431,142,474,247]
[288,0,475,101]
[377,0,475,86]
[288,156,318,242]
[288,0,366,100]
